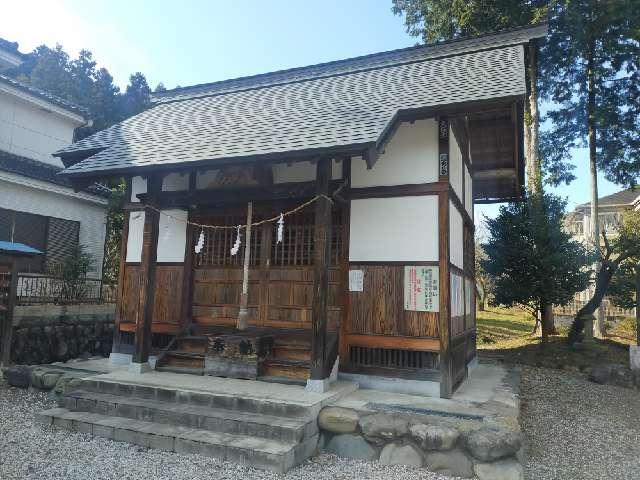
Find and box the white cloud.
[0,0,154,88]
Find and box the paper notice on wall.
[404,266,439,312]
[349,269,364,292]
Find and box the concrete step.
[38,407,317,473]
[78,378,313,418]
[61,389,316,442]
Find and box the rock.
[30,368,63,390]
[3,365,31,388]
[359,413,408,443]
[52,373,83,396]
[409,423,459,451]
[465,428,521,462]
[324,434,378,460]
[474,458,524,480]
[379,443,423,467]
[424,448,474,478]
[318,407,359,434]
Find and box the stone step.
[62,389,316,442]
[78,378,313,418]
[38,407,317,473]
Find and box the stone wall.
[9,304,115,364]
[318,406,523,480]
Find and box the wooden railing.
[16,273,116,305]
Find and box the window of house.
[0,208,80,273]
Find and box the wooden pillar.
[179,211,196,330]
[438,117,453,398]
[132,175,161,366]
[0,258,18,367]
[112,179,132,354]
[310,158,332,382]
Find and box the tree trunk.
[237,201,253,331]
[568,260,617,345]
[541,304,554,343]
[525,40,543,195]
[587,39,604,338]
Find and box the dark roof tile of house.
[0,73,89,118]
[0,149,110,198]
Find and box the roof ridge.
[152,23,546,105]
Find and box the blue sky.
[1,0,621,222]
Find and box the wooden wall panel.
[152,265,184,326]
[118,264,142,325]
[348,265,439,339]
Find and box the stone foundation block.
[410,423,459,451]
[359,413,408,443]
[474,458,524,480]
[425,448,474,478]
[318,407,359,434]
[465,427,521,462]
[379,443,423,467]
[325,433,378,460]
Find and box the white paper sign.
[349,269,364,292]
[404,266,439,312]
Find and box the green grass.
[476,307,630,370]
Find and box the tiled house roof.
[0,74,89,118]
[0,150,110,198]
[56,25,546,179]
[577,188,640,210]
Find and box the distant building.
[0,38,108,275]
[557,188,639,318]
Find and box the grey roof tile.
[57,26,544,178]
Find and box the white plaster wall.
[450,200,464,269]
[351,119,438,188]
[450,126,463,202]
[130,176,147,202]
[0,91,79,166]
[157,209,187,262]
[464,165,473,219]
[162,172,189,191]
[349,196,439,262]
[126,211,145,263]
[0,177,107,275]
[272,159,342,183]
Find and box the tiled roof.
[0,38,27,60]
[57,25,545,178]
[0,74,89,118]
[578,188,640,209]
[0,149,110,198]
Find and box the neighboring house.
[557,188,640,317]
[0,38,109,276]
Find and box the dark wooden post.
[0,258,19,367]
[438,117,453,398]
[132,175,161,368]
[310,158,332,388]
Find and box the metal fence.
[16,273,116,305]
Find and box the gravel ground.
[520,367,640,480]
[0,381,455,480]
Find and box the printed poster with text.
[404,265,439,312]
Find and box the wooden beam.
[137,180,342,209]
[438,116,453,399]
[345,334,440,352]
[310,158,332,380]
[0,259,18,367]
[349,182,447,200]
[132,175,161,365]
[113,209,130,348]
